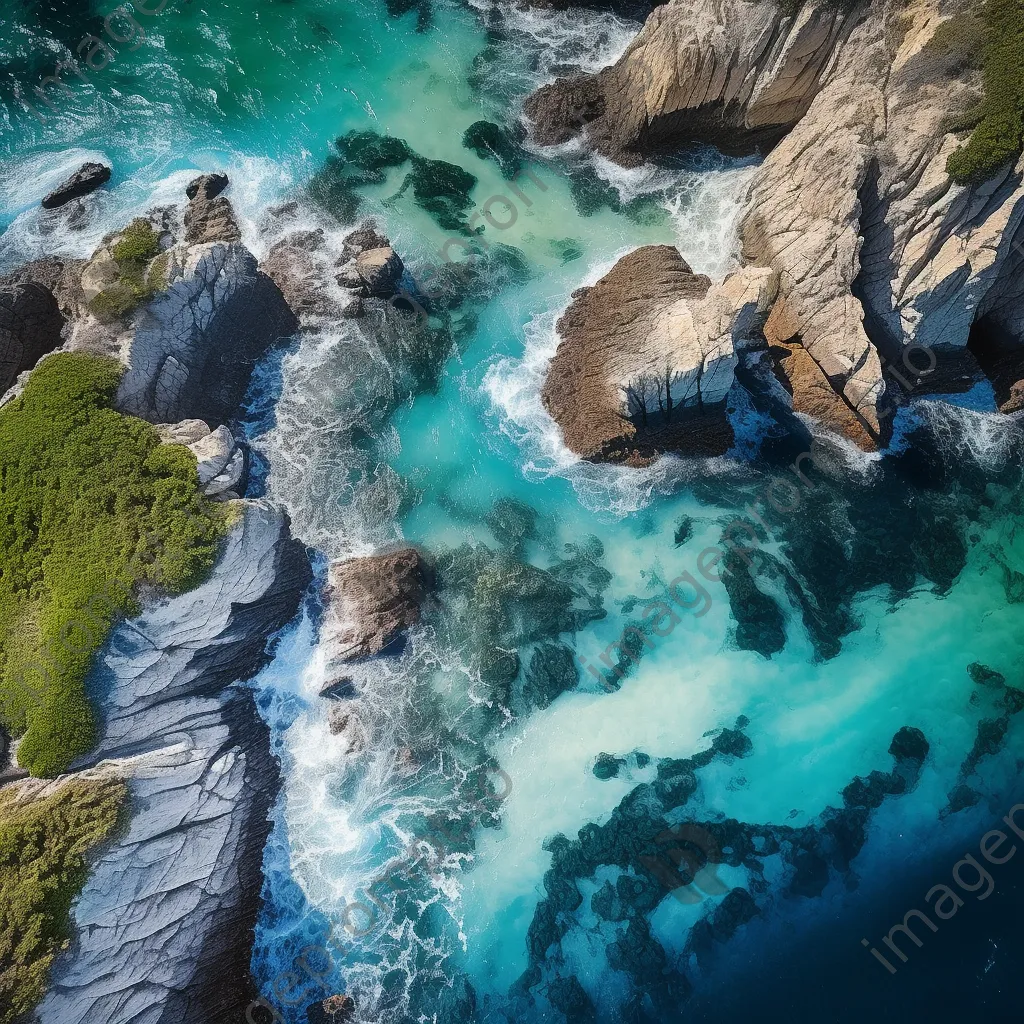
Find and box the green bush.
[946,0,1024,185]
[87,220,165,323]
[110,218,161,265]
[0,776,125,1024]
[0,353,225,777]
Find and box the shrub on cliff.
[0,353,224,777]
[86,219,166,323]
[945,0,1024,185]
[0,775,125,1024]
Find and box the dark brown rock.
[185,172,229,201]
[41,161,111,209]
[322,548,429,662]
[184,174,241,245]
[0,281,65,395]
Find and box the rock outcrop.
[116,243,297,425]
[156,419,249,498]
[0,279,65,394]
[541,245,774,462]
[36,501,311,1024]
[523,0,862,164]
[322,547,429,663]
[184,174,241,245]
[41,162,112,209]
[528,0,1024,449]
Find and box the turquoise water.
[3,1,1024,1022]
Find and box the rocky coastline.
[528,0,1024,458]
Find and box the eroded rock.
[116,243,297,425]
[322,547,430,662]
[36,502,311,1024]
[0,281,65,395]
[541,245,773,463]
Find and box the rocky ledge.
[34,501,310,1024]
[542,245,773,464]
[529,0,1024,452]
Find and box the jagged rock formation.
[184,174,241,245]
[322,548,430,663]
[0,279,64,394]
[115,243,297,425]
[527,0,1024,450]
[35,501,311,1024]
[41,162,111,209]
[541,245,774,463]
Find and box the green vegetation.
[0,353,225,777]
[944,0,1024,185]
[87,219,166,323]
[0,775,125,1024]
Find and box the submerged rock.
[41,161,111,209]
[306,994,356,1024]
[322,547,430,662]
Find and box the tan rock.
[541,245,774,463]
[524,0,863,164]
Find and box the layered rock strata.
[35,501,311,1024]
[523,0,862,164]
[528,0,1024,450]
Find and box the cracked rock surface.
[36,501,311,1024]
[541,245,774,463]
[116,243,297,425]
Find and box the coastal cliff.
[32,502,310,1024]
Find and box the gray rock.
[41,162,111,210]
[36,501,311,1024]
[115,243,297,425]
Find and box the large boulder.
[322,548,430,663]
[41,162,111,209]
[0,281,65,395]
[541,245,773,463]
[115,243,297,425]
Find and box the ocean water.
[2,2,1024,1023]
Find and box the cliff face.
[34,502,310,1024]
[527,0,1024,451]
[524,0,863,164]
